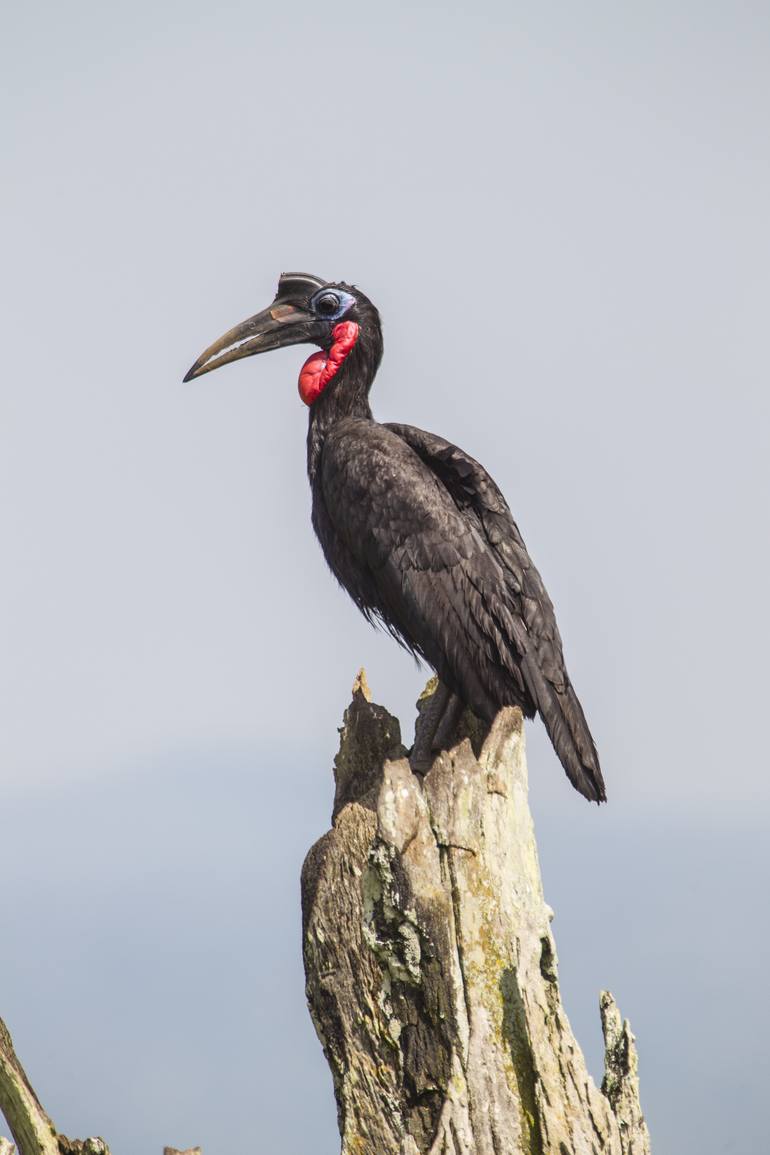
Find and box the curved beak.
[183,302,320,382]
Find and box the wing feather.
[385,423,606,803]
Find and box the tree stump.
[301,679,651,1155]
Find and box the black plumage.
[185,273,606,803]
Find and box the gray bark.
[302,678,651,1155]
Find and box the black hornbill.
[184,273,606,803]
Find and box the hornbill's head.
[183,272,382,404]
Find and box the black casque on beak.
[183,272,329,382]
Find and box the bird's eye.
[315,292,340,318]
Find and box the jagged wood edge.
[302,676,651,1155]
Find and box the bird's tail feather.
[524,660,606,803]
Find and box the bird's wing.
[319,420,522,705]
[383,422,606,803]
[319,419,604,801]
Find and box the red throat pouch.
[298,321,360,405]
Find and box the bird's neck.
[306,329,381,481]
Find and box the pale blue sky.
[2,2,769,1152]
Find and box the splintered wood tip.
[352,667,372,702]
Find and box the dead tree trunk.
[302,676,651,1155]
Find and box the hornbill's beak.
[183,301,321,382]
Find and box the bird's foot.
[410,681,463,775]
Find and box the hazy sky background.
[2,1,768,1152]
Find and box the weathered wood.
[0,1018,60,1155]
[0,1016,111,1155]
[302,681,651,1155]
[0,1013,194,1155]
[601,994,650,1155]
[56,1142,109,1154]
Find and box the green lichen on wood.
[362,844,423,987]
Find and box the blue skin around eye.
[310,289,356,321]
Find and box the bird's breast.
[315,420,482,575]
